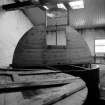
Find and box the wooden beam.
[2,1,40,11]
[40,0,71,4]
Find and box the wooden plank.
[2,1,40,11]
[0,69,87,105]
[0,93,5,105]
[0,69,81,89]
[0,80,87,105]
[0,75,80,89]
[53,87,88,105]
[5,92,23,105]
[19,79,87,105]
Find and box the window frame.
[46,29,67,49]
[95,38,105,54]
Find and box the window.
[46,30,66,48]
[57,31,66,46]
[95,39,105,53]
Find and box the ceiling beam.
[40,0,71,4]
[2,1,40,11]
[2,0,72,11]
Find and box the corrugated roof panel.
[69,0,105,28]
[21,0,105,28]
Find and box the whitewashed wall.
[0,9,33,66]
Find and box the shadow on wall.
[12,25,93,68]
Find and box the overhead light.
[57,3,67,10]
[69,0,84,9]
[46,13,55,18]
[43,5,49,10]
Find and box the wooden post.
[45,10,47,28]
[67,9,70,26]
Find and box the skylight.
[69,0,84,9]
[57,3,67,10]
[43,5,49,10]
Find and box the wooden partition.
[12,26,92,67]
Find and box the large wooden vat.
[0,68,87,105]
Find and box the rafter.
[2,0,40,11]
[1,0,71,11]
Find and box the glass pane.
[95,46,105,53]
[57,31,66,46]
[46,32,56,45]
[95,39,105,45]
